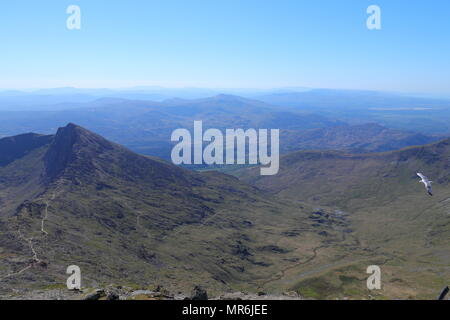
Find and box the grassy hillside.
[1,124,447,299]
[0,124,362,298]
[238,140,450,299]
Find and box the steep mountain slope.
[0,133,54,218]
[0,133,53,167]
[0,124,362,298]
[238,140,450,298]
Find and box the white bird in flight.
[417,173,433,196]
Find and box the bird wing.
[417,173,430,183]
[417,173,426,180]
[418,173,434,195]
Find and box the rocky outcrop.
[190,286,208,300]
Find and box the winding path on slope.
[40,186,60,236]
[0,182,63,281]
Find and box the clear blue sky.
[1,0,449,94]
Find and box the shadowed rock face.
[44,123,79,180]
[43,123,200,186]
[44,123,116,181]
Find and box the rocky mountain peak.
[43,123,116,180]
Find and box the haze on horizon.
[1,0,449,96]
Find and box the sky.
[0,0,449,95]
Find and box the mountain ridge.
[0,124,350,298]
[1,123,448,299]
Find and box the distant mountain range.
[0,87,311,110]
[258,88,450,110]
[0,94,444,161]
[258,89,450,134]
